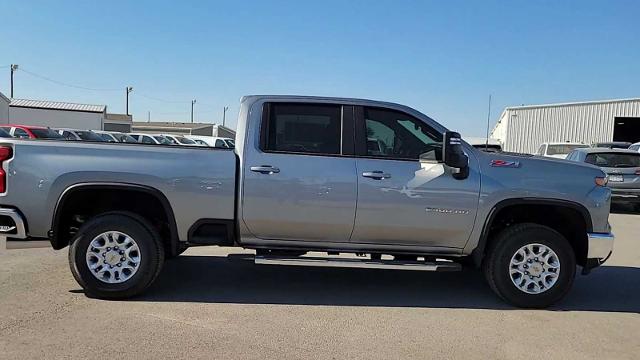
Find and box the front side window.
[215,139,227,148]
[264,103,341,155]
[30,128,64,139]
[363,107,442,161]
[14,128,30,139]
[142,136,155,144]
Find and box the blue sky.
[1,0,638,135]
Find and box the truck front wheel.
[68,213,165,299]
[483,223,576,308]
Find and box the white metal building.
[0,92,9,123]
[491,98,640,153]
[8,99,106,129]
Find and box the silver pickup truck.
[0,95,614,308]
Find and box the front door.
[351,106,480,249]
[242,102,357,243]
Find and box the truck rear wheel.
[483,223,576,308]
[68,213,164,299]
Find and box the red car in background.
[0,124,64,139]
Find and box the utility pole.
[125,86,133,115]
[223,106,229,127]
[10,64,18,98]
[147,111,150,122]
[191,99,196,123]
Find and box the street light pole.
[191,99,196,123]
[10,64,18,98]
[223,106,229,127]
[125,86,133,115]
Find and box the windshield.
[175,136,196,145]
[585,152,640,168]
[547,144,588,155]
[0,128,11,138]
[75,131,106,141]
[115,134,137,143]
[225,139,235,148]
[30,128,64,139]
[98,133,116,142]
[154,136,174,145]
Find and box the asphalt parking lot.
[1,210,639,359]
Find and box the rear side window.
[585,153,640,168]
[142,136,155,144]
[263,103,342,155]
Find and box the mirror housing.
[443,131,469,179]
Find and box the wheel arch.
[472,198,592,267]
[50,182,179,255]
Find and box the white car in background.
[93,130,137,143]
[160,134,201,146]
[536,142,589,159]
[629,142,640,152]
[55,128,107,142]
[128,133,174,145]
[186,135,235,148]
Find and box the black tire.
[482,223,576,308]
[68,212,165,299]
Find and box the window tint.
[14,128,30,139]
[175,136,196,145]
[537,144,546,155]
[215,139,227,148]
[30,128,64,139]
[363,107,442,161]
[629,144,640,151]
[585,152,640,168]
[264,103,341,155]
[0,128,11,138]
[142,136,155,144]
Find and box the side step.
[254,255,462,272]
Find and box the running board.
[254,256,461,272]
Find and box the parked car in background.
[129,133,174,145]
[186,135,235,148]
[591,141,632,149]
[161,134,199,146]
[628,142,640,152]
[56,128,107,142]
[0,124,65,139]
[567,147,640,210]
[93,131,137,143]
[0,128,12,138]
[464,137,502,153]
[536,142,589,159]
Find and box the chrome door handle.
[362,171,391,180]
[250,165,280,174]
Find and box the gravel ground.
[1,212,639,359]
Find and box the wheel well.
[479,203,589,267]
[52,185,178,255]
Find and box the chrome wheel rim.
[509,243,560,294]
[85,231,141,284]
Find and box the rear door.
[350,106,480,249]
[241,102,357,243]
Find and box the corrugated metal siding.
[493,99,640,153]
[10,98,106,113]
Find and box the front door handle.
[362,171,391,180]
[250,165,280,174]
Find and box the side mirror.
[443,131,469,179]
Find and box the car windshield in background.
[98,133,115,142]
[585,152,640,168]
[175,136,196,145]
[225,139,235,148]
[30,128,64,139]
[115,134,137,143]
[76,131,106,142]
[154,136,174,145]
[0,128,12,138]
[547,144,588,155]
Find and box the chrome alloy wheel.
[85,231,141,284]
[509,243,560,294]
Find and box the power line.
[135,93,191,104]
[18,67,121,91]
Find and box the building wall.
[191,125,213,136]
[491,99,640,153]
[213,125,236,138]
[0,94,9,124]
[9,107,104,130]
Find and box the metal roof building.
[491,98,640,154]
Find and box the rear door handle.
[362,171,391,180]
[250,165,280,174]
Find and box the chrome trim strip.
[587,232,614,260]
[255,256,461,272]
[0,208,26,239]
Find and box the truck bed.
[1,139,237,241]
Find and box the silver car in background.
[567,147,640,210]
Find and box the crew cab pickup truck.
[0,95,614,308]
